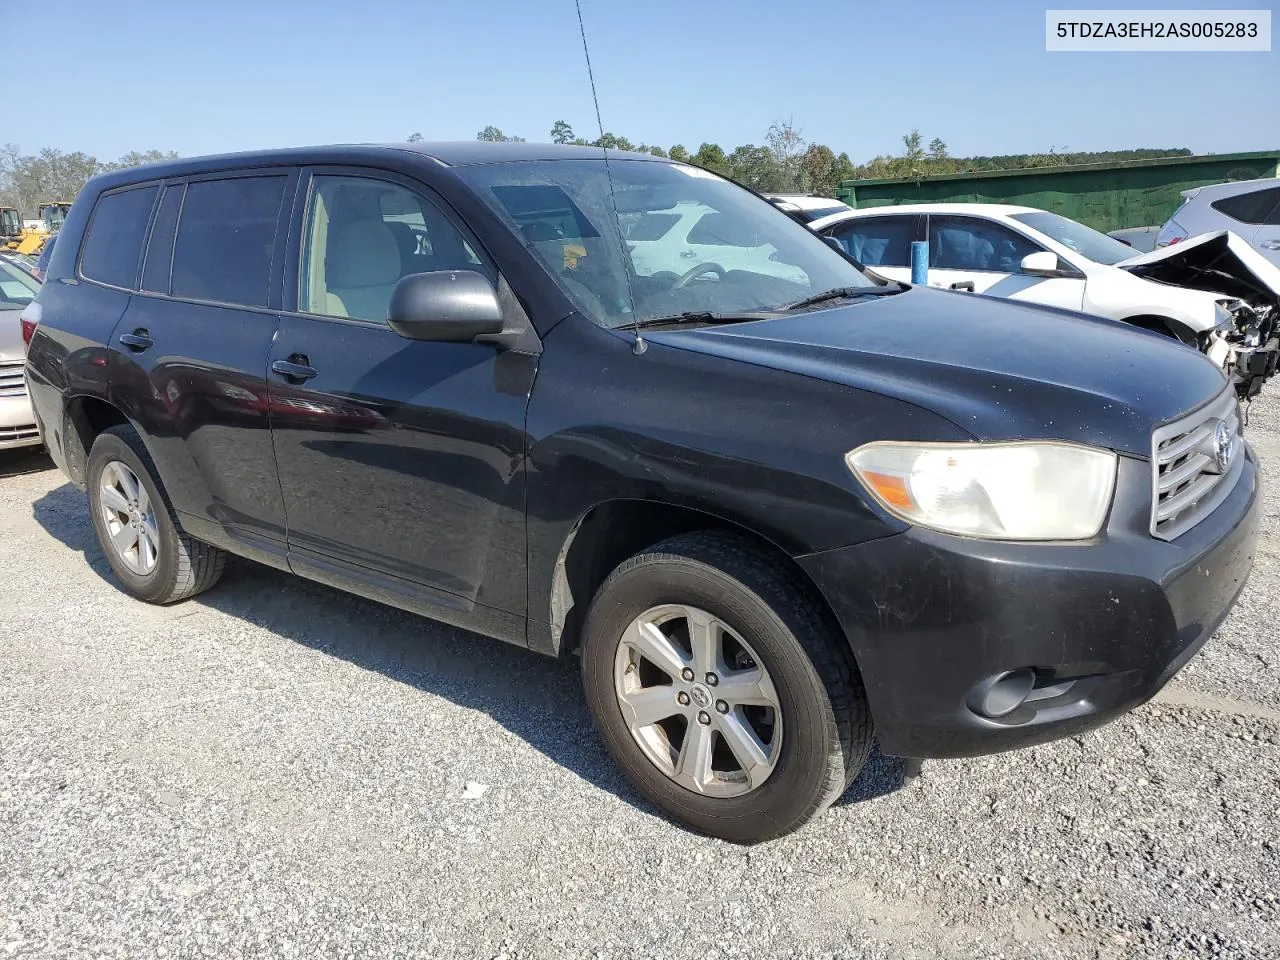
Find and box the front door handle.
[118,329,154,351]
[271,357,318,382]
[1260,240,1280,251]
[680,250,698,258]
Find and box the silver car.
[0,256,42,450]
[1157,177,1280,267]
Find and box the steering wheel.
[673,262,726,288]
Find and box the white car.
[624,200,806,283]
[763,194,853,224]
[809,202,1280,398]
[1156,177,1280,267]
[1,255,42,450]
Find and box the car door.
[267,168,535,626]
[925,215,1086,310]
[105,172,295,558]
[820,215,917,284]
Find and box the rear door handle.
[1260,240,1280,251]
[117,329,154,351]
[271,357,318,382]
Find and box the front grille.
[1151,387,1243,540]
[0,424,39,443]
[0,360,26,398]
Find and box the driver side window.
[300,175,491,323]
[928,216,1041,273]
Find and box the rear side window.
[171,176,286,307]
[825,216,913,267]
[79,186,159,288]
[1210,186,1280,225]
[140,185,184,294]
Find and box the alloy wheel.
[98,460,159,576]
[613,603,783,797]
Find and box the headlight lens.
[846,441,1117,540]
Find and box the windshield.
[455,159,873,328]
[0,208,19,236]
[1010,211,1135,265]
[0,258,40,310]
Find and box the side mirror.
[387,270,505,342]
[1019,251,1061,277]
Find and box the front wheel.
[580,532,872,842]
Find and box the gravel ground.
[1,398,1279,960]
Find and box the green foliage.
[476,125,525,143]
[550,120,575,144]
[847,135,1194,182]
[592,132,635,151]
[0,144,180,218]
[668,144,690,163]
[691,143,731,177]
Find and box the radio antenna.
[574,0,645,354]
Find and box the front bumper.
[799,450,1259,759]
[1221,335,1278,400]
[0,392,41,450]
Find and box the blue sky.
[9,0,1278,162]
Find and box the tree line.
[3,127,1193,220]
[0,145,179,218]
[427,121,1192,198]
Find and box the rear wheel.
[87,425,227,604]
[581,531,872,842]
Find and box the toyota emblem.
[1213,420,1235,473]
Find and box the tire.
[580,531,872,843]
[86,424,227,604]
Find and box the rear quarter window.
[1210,186,1280,225]
[79,185,160,289]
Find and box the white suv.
[1157,178,1280,267]
[624,201,807,283]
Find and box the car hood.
[1116,230,1280,309]
[646,288,1228,457]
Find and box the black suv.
[25,143,1258,842]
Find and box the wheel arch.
[545,498,847,664]
[1121,313,1201,347]
[61,394,131,489]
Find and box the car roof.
[82,142,667,193]
[1184,177,1280,200]
[763,194,849,210]
[806,202,1042,231]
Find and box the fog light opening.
[968,668,1036,719]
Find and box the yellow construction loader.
[0,206,22,248]
[9,201,72,255]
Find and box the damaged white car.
[809,203,1280,398]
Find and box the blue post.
[910,241,929,285]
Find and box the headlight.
[846,441,1117,540]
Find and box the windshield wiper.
[781,283,905,311]
[629,311,778,330]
